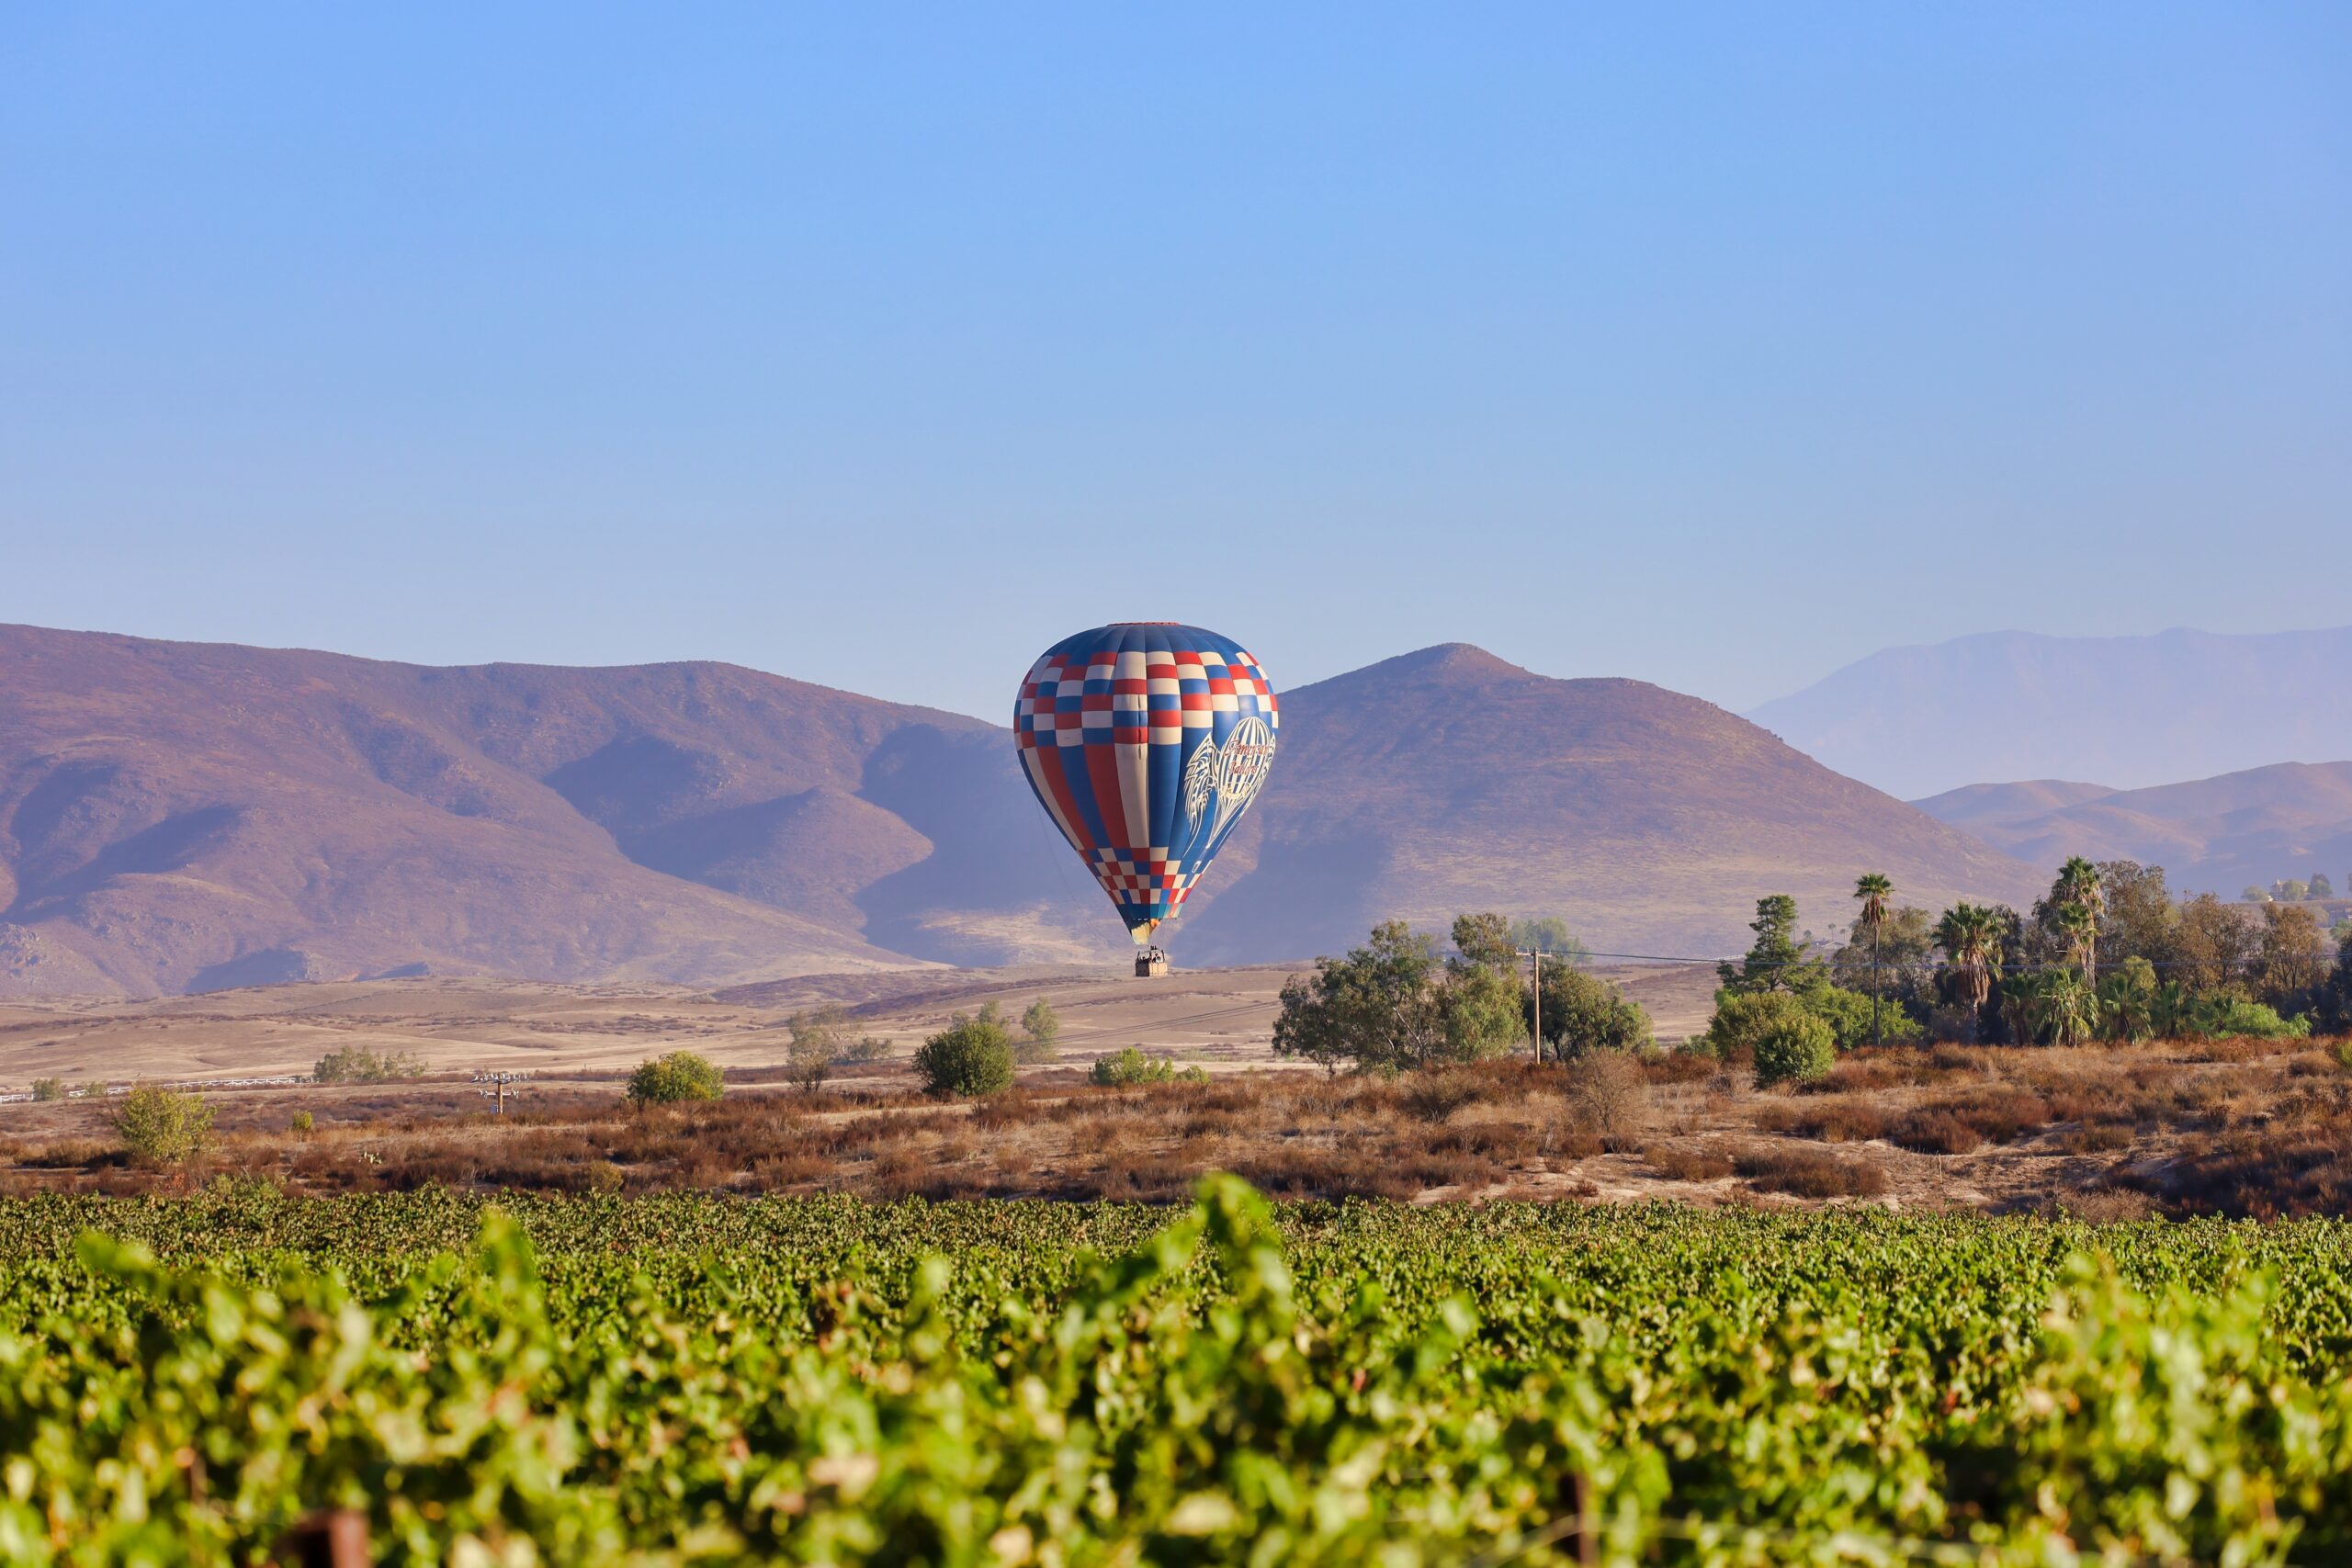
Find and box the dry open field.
[0,961,1721,1089]
[5,963,2347,1218]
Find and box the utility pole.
[474,1069,531,1115]
[1521,949,1545,1064]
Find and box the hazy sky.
[5,4,2346,721]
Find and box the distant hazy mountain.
[1913,761,2352,896]
[1,626,2041,998]
[1171,645,2040,964]
[1747,626,2352,799]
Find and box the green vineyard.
[4,1181,2350,1565]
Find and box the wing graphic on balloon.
[1012,623,1280,947]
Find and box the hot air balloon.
[1012,623,1278,947]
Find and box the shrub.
[313,1046,424,1085]
[1753,1014,1837,1089]
[1649,1145,1736,1182]
[1701,990,1814,1059]
[1402,1071,1484,1122]
[833,1036,893,1064]
[1561,1053,1650,1145]
[1090,1047,1206,1089]
[914,1018,1015,1098]
[29,1077,66,1102]
[1892,1110,1984,1155]
[1735,1145,1890,1199]
[626,1051,725,1105]
[107,1087,214,1166]
[289,1111,313,1135]
[2191,998,2311,1042]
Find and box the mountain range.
[1747,626,2352,799]
[0,624,2039,998]
[1913,762,2352,897]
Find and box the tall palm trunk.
[1871,921,1883,1048]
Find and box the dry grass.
[1733,1145,1891,1200]
[7,1034,2348,1215]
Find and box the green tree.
[786,1035,831,1093]
[1804,983,1923,1049]
[1830,905,1938,1023]
[1275,918,1531,1075]
[1273,920,1442,1076]
[1507,916,1590,964]
[2276,878,2312,903]
[1718,896,1823,995]
[2027,969,2100,1047]
[2096,862,2178,971]
[2244,886,2273,904]
[1935,903,2006,1043]
[2053,902,2098,981]
[2312,872,2335,899]
[1753,1013,1836,1089]
[1009,997,1064,1065]
[1528,964,1653,1060]
[1852,873,1894,1048]
[2255,901,2334,1011]
[786,1005,847,1090]
[788,1004,845,1057]
[1700,990,1815,1060]
[1441,963,1528,1063]
[2321,923,2352,1032]
[29,1077,66,1102]
[2177,895,2259,996]
[2098,956,2159,1043]
[625,1051,724,1105]
[107,1086,214,1166]
[2050,856,2105,982]
[313,1046,423,1085]
[1449,912,1518,975]
[912,1016,1015,1098]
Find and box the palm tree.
[1853,873,1894,1048]
[2054,902,2098,982]
[1936,902,2006,1043]
[2053,855,2105,983]
[2031,969,2099,1047]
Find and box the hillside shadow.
[6,804,245,916]
[853,725,1100,962]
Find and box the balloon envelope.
[1013,623,1279,944]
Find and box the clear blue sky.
[5,4,2346,720]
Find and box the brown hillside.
[2,626,2047,998]
[0,625,960,998]
[1170,645,2043,962]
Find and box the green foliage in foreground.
[4,1186,2352,1563]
